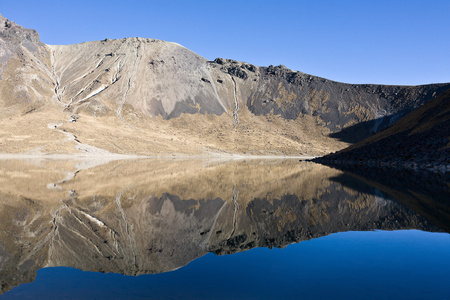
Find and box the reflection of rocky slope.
[1,13,450,155]
[315,88,450,172]
[325,166,450,232]
[0,159,441,294]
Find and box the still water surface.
[0,159,449,299]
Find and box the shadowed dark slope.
[315,88,450,171]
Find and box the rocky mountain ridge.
[1,13,450,156]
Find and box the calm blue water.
[3,230,449,300]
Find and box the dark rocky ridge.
[209,58,450,142]
[314,88,450,172]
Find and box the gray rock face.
[0,14,52,113]
[209,58,450,141]
[0,13,40,44]
[48,38,229,120]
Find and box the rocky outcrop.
[0,13,54,118]
[0,14,39,43]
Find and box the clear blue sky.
[2,0,449,85]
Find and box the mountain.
[1,13,449,156]
[315,88,450,172]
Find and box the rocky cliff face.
[1,13,449,156]
[0,159,443,294]
[0,14,54,115]
[211,58,449,140]
[0,14,39,41]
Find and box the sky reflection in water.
[4,230,450,300]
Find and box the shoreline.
[314,157,450,174]
[0,153,317,161]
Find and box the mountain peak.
[0,13,40,43]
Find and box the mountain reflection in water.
[0,158,448,296]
